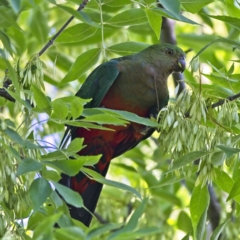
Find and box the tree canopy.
[1,0,240,239]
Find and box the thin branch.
[38,0,89,56]
[211,92,240,108]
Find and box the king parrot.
[59,43,186,227]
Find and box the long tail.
[59,161,110,227]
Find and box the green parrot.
[59,43,186,226]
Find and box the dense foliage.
[1,0,240,239]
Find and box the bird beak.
[177,56,186,73]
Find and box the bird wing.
[60,60,120,148]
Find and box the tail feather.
[59,162,110,227]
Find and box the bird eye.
[166,49,173,55]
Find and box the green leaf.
[87,223,123,240]
[150,8,198,25]
[210,219,230,240]
[104,0,131,7]
[52,182,84,208]
[59,48,101,85]
[44,159,85,176]
[56,23,97,43]
[31,84,52,115]
[206,15,240,31]
[92,108,161,127]
[29,8,49,44]
[81,114,128,126]
[9,0,21,14]
[17,158,43,176]
[54,226,86,240]
[166,151,210,173]
[181,0,213,13]
[66,138,84,153]
[107,198,148,240]
[190,38,240,65]
[145,9,162,40]
[211,151,225,166]
[216,145,240,158]
[106,9,148,27]
[227,176,240,201]
[151,166,198,188]
[71,97,84,119]
[108,41,149,55]
[82,167,142,199]
[52,99,69,120]
[33,213,62,240]
[4,127,25,146]
[190,185,210,230]
[159,0,180,15]
[214,168,233,193]
[29,178,52,211]
[196,207,208,240]
[177,211,192,233]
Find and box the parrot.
[59,43,186,227]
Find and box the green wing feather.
[60,60,120,148]
[76,60,120,108]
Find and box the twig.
[38,0,89,56]
[211,92,240,108]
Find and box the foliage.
[1,0,240,239]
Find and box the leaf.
[210,219,230,240]
[166,151,210,173]
[4,127,25,146]
[216,145,240,158]
[92,108,161,127]
[59,48,101,85]
[196,207,208,240]
[44,159,85,176]
[181,0,213,13]
[81,114,128,126]
[104,0,132,7]
[106,9,148,27]
[82,167,142,199]
[150,8,198,25]
[145,9,162,40]
[227,176,240,201]
[107,198,148,240]
[151,166,198,188]
[190,38,240,65]
[52,99,69,120]
[66,138,84,153]
[190,185,210,230]
[71,97,84,119]
[17,158,43,176]
[108,41,149,55]
[52,182,84,208]
[56,23,97,43]
[86,223,123,240]
[9,0,21,14]
[29,178,52,211]
[177,211,192,233]
[214,168,233,193]
[159,0,180,15]
[31,84,52,115]
[29,8,49,44]
[206,15,240,31]
[54,226,86,240]
[33,213,62,240]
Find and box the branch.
[211,92,240,108]
[38,0,89,56]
